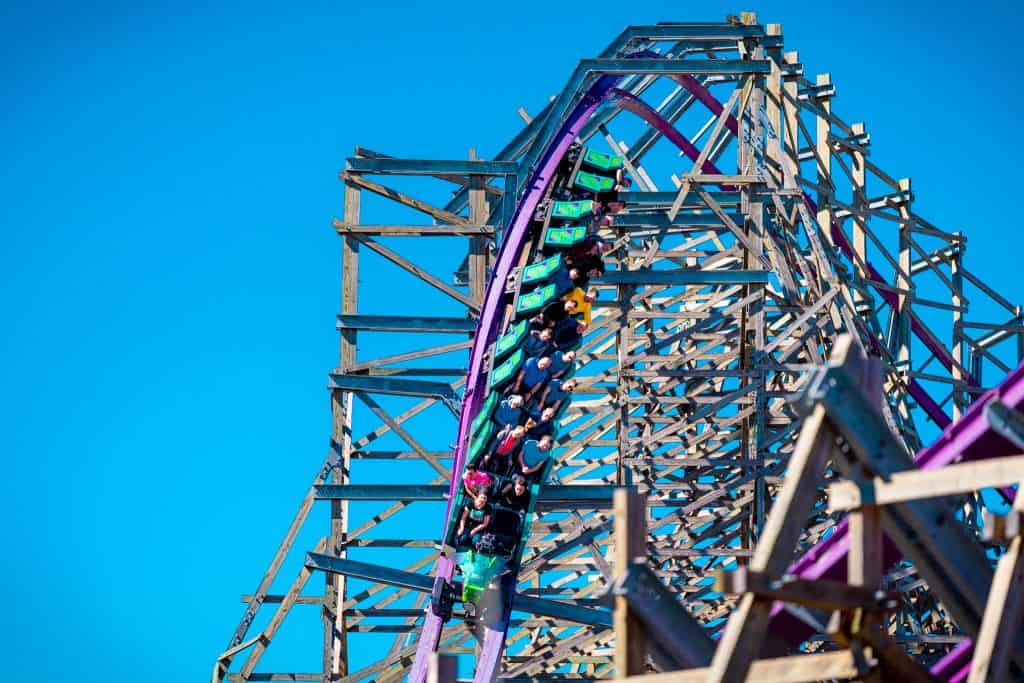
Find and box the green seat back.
[493,319,527,359]
[467,420,495,463]
[515,284,556,315]
[522,254,563,286]
[543,225,588,248]
[489,348,524,391]
[573,170,614,193]
[582,148,623,171]
[551,200,594,220]
[470,391,500,437]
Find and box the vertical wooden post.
[850,122,869,308]
[782,52,801,189]
[895,177,913,369]
[616,276,635,485]
[739,46,768,546]
[815,73,833,246]
[968,486,1024,683]
[428,653,457,683]
[892,178,914,426]
[468,150,488,306]
[1017,305,1024,367]
[764,24,784,188]
[324,178,360,680]
[849,355,884,590]
[848,502,882,589]
[951,241,966,421]
[614,487,647,677]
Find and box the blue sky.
[2,1,1023,681]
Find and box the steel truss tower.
[213,15,1024,683]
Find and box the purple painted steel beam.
[933,641,974,681]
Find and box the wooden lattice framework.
[212,15,1023,683]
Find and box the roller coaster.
[213,16,1024,683]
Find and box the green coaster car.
[582,148,623,172]
[573,170,614,193]
[543,225,588,248]
[551,200,595,221]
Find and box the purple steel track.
[407,75,620,683]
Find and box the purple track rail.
[407,76,620,683]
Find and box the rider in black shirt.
[498,476,530,511]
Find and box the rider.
[462,461,492,498]
[510,355,552,400]
[485,424,526,475]
[518,435,553,479]
[456,492,493,548]
[523,327,554,357]
[562,287,598,327]
[524,406,557,440]
[497,475,531,511]
[493,394,524,426]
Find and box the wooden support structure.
[968,483,1024,683]
[213,16,1024,683]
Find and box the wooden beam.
[713,568,897,612]
[340,172,472,226]
[828,454,1024,512]
[332,219,495,236]
[614,488,648,677]
[617,650,859,683]
[968,482,1024,683]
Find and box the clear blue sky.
[2,1,1022,681]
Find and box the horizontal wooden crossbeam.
[594,269,770,286]
[714,567,899,612]
[336,314,476,333]
[828,454,1024,512]
[313,484,618,509]
[328,374,459,406]
[578,58,771,75]
[347,158,518,176]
